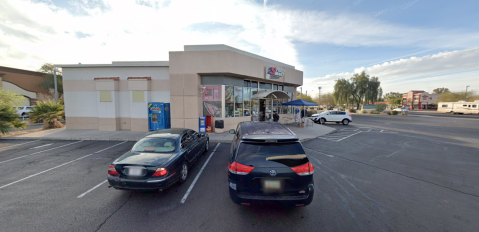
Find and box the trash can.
[215,120,224,133]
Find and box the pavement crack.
[95,193,133,232]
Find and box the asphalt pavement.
[0,113,478,232]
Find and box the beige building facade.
[59,45,303,132]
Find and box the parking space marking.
[0,141,127,190]
[180,143,221,204]
[77,180,108,198]
[0,140,40,151]
[0,141,84,165]
[30,143,53,149]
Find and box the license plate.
[263,180,281,190]
[128,167,143,176]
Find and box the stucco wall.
[169,49,303,131]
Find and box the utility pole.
[300,87,302,100]
[465,85,470,101]
[54,69,58,104]
[318,86,321,108]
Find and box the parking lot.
[1,113,478,232]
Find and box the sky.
[1,0,478,95]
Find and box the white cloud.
[1,0,479,78]
[303,48,479,95]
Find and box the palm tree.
[0,105,27,134]
[29,101,65,129]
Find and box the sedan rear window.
[236,142,308,167]
[132,138,176,153]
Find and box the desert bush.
[391,111,398,115]
[362,110,368,114]
[29,101,65,129]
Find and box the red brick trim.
[94,77,119,81]
[127,77,151,80]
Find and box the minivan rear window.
[236,142,308,167]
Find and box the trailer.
[437,101,479,114]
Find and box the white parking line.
[0,140,40,151]
[0,141,127,190]
[30,143,53,149]
[77,180,108,198]
[336,131,362,142]
[181,143,221,204]
[0,141,83,165]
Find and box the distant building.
[402,90,439,110]
[0,66,48,105]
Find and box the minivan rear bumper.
[229,183,314,206]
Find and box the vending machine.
[148,102,171,131]
[199,117,206,133]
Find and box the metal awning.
[251,90,291,99]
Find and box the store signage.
[202,85,222,117]
[150,107,162,112]
[266,67,285,80]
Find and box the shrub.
[29,101,65,129]
[0,105,27,134]
[362,110,368,114]
[375,104,387,113]
[349,109,356,113]
[391,111,398,115]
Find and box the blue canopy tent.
[282,99,318,127]
[281,99,318,106]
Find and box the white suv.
[15,106,34,117]
[311,110,352,125]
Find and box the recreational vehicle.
[437,101,479,114]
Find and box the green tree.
[438,91,477,102]
[375,103,387,112]
[314,92,335,108]
[333,71,381,109]
[0,89,26,106]
[29,101,65,129]
[433,87,450,94]
[0,105,27,134]
[296,92,314,102]
[38,63,63,94]
[384,92,404,109]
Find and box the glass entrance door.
[259,99,272,121]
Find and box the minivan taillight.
[108,165,119,176]
[291,162,314,175]
[229,161,254,175]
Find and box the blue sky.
[1,0,478,95]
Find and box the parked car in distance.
[393,107,410,112]
[14,106,34,117]
[311,110,352,125]
[228,122,314,207]
[107,128,209,191]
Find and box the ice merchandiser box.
[148,102,171,131]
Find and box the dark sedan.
[107,128,209,191]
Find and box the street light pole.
[465,85,470,101]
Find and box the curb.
[0,137,139,142]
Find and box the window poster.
[225,86,234,103]
[202,86,222,117]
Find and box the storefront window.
[234,86,243,117]
[243,87,251,116]
[273,84,278,90]
[260,82,272,90]
[252,99,259,120]
[251,81,258,88]
[244,80,251,87]
[202,86,222,117]
[225,86,234,118]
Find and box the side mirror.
[229,129,236,134]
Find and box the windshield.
[131,138,176,153]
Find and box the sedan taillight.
[108,165,119,176]
[291,162,314,176]
[152,167,168,177]
[229,161,254,175]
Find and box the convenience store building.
[59,44,303,132]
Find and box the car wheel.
[179,162,188,184]
[342,119,349,125]
[320,118,326,124]
[204,139,209,153]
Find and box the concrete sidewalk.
[1,122,336,143]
